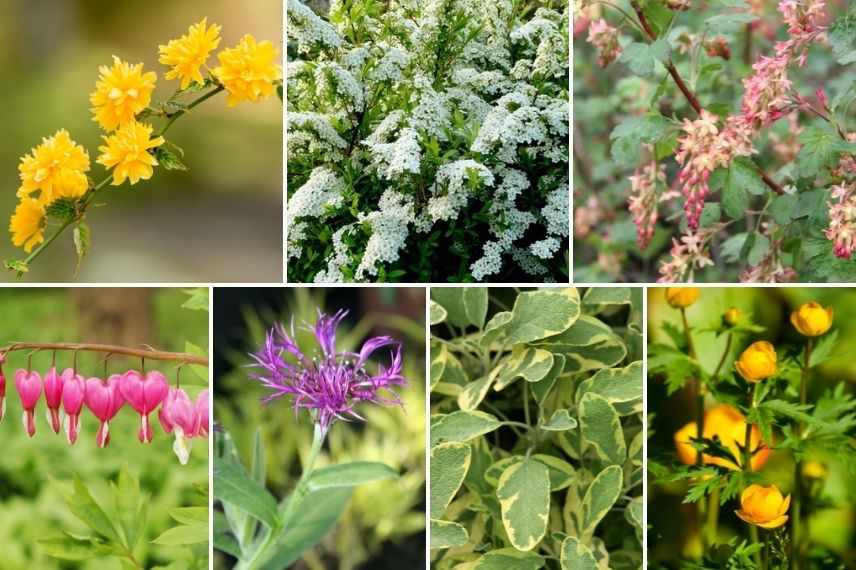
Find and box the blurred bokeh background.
[648,287,856,567]
[0,287,210,569]
[0,0,283,282]
[213,287,426,570]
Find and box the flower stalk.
[791,338,812,570]
[0,341,208,366]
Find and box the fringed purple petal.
[312,309,348,358]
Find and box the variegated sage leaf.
[430,519,469,549]
[430,442,472,518]
[480,311,512,347]
[580,465,623,538]
[581,287,632,312]
[579,393,627,465]
[534,315,615,350]
[496,458,551,551]
[530,353,565,406]
[458,375,494,411]
[540,409,578,431]
[432,287,488,329]
[468,548,545,570]
[464,437,495,495]
[431,411,502,447]
[430,301,448,325]
[494,346,554,391]
[485,455,575,492]
[560,536,598,570]
[625,496,643,543]
[563,336,627,374]
[577,361,643,416]
[432,344,469,396]
[503,288,581,345]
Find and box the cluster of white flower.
[286,0,569,282]
[286,167,346,260]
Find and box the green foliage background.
[0,288,209,569]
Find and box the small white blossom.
[287,0,343,53]
[355,191,416,279]
[366,128,422,180]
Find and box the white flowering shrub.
[286,0,570,282]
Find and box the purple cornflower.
[248,309,407,434]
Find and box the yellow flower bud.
[665,287,700,309]
[735,484,790,529]
[735,341,777,383]
[673,405,770,471]
[790,302,833,337]
[724,307,742,326]
[802,461,828,480]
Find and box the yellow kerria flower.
[213,34,282,106]
[158,18,222,90]
[790,301,833,337]
[735,341,777,383]
[665,287,699,309]
[735,484,790,529]
[9,198,46,253]
[97,121,165,186]
[17,129,90,203]
[90,56,157,131]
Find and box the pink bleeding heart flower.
[119,370,168,443]
[85,374,125,448]
[194,389,209,438]
[61,372,86,445]
[14,369,42,437]
[0,356,6,423]
[43,367,72,434]
[159,387,202,464]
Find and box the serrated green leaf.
[151,523,208,546]
[39,535,99,561]
[497,458,550,551]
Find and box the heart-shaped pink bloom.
[44,367,74,434]
[159,387,205,464]
[85,374,125,448]
[194,389,209,438]
[14,369,42,437]
[119,370,168,443]
[61,372,86,445]
[0,371,6,423]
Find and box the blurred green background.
[0,0,282,282]
[213,287,426,570]
[648,287,856,566]
[0,287,209,569]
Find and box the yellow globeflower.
[9,198,46,253]
[724,307,742,326]
[213,34,282,106]
[790,302,833,337]
[674,404,770,471]
[90,56,157,131]
[97,121,165,186]
[159,18,222,89]
[665,287,700,309]
[735,341,777,383]
[17,129,90,203]
[735,484,790,529]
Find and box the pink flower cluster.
[628,160,667,249]
[825,181,856,260]
[587,19,622,68]
[740,235,797,282]
[657,226,719,282]
[3,364,208,464]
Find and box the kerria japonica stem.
[0,342,208,366]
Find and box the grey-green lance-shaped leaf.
[214,462,279,529]
[430,301,448,325]
[540,409,578,431]
[577,361,643,416]
[560,537,598,570]
[535,315,615,350]
[306,461,399,492]
[458,375,494,411]
[431,411,502,447]
[470,548,545,569]
[261,487,351,570]
[494,346,555,391]
[485,455,575,492]
[625,496,644,543]
[430,519,469,549]
[563,336,627,374]
[580,465,623,538]
[503,288,581,345]
[581,288,632,312]
[530,354,565,406]
[496,458,551,551]
[430,442,472,518]
[579,393,627,465]
[432,287,488,329]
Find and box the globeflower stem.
[791,339,812,570]
[681,307,708,550]
[742,389,763,569]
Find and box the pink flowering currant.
[14,369,42,438]
[587,19,622,68]
[61,372,86,444]
[84,374,125,447]
[119,370,168,443]
[628,160,666,249]
[825,182,856,260]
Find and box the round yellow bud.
[665,287,700,309]
[735,484,790,529]
[724,307,742,326]
[735,341,777,383]
[802,461,828,480]
[790,302,833,337]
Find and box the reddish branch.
[0,342,208,366]
[630,1,784,196]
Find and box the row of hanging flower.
[0,360,208,465]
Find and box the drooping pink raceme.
[159,387,208,465]
[825,181,856,260]
[61,372,86,445]
[43,367,72,434]
[119,370,168,443]
[628,160,667,249]
[85,374,125,447]
[14,370,42,438]
[249,309,407,435]
[586,19,622,68]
